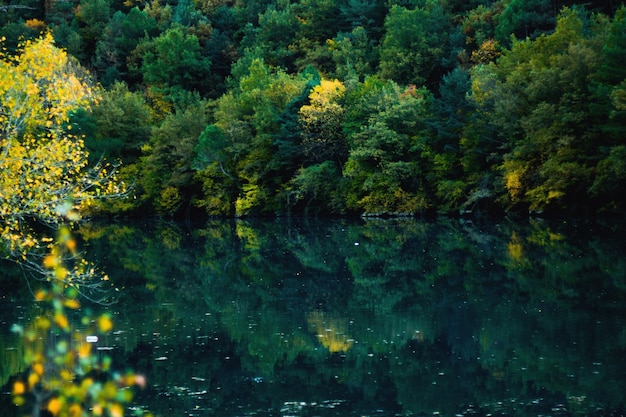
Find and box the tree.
[194,125,242,216]
[327,26,377,83]
[85,81,153,165]
[428,67,476,211]
[139,98,209,216]
[379,1,459,88]
[0,34,123,257]
[339,0,386,35]
[288,160,345,214]
[293,0,345,43]
[0,43,142,417]
[461,3,503,59]
[73,0,112,61]
[588,6,626,209]
[298,78,348,167]
[240,3,302,70]
[592,5,626,143]
[194,58,305,216]
[343,81,433,215]
[92,8,159,86]
[137,27,212,100]
[472,8,608,213]
[494,0,555,47]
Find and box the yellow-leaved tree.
[2,34,152,417]
[298,79,348,166]
[0,33,125,265]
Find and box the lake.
[1,216,626,416]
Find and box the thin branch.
[0,5,36,12]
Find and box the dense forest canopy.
[1,0,625,218]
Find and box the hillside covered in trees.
[1,0,625,218]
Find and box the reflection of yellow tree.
[307,310,353,353]
[506,231,526,264]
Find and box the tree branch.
[0,5,36,12]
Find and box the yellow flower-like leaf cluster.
[0,33,126,258]
[299,79,346,124]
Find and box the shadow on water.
[2,217,626,416]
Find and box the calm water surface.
[1,217,626,416]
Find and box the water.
[1,217,625,416]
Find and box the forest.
[1,0,626,219]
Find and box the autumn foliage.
[0,34,124,257]
[2,33,147,417]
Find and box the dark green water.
[2,217,626,416]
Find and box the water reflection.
[2,217,626,416]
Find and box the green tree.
[592,6,626,141]
[588,7,626,209]
[73,0,112,60]
[286,0,347,74]
[344,82,433,215]
[140,99,209,216]
[194,125,243,216]
[460,3,503,60]
[293,0,345,43]
[93,8,159,86]
[494,0,554,47]
[288,160,345,214]
[172,0,206,26]
[240,3,302,70]
[85,81,153,164]
[137,27,212,100]
[379,1,459,87]
[474,7,608,213]
[339,0,386,35]
[327,26,377,83]
[194,58,305,216]
[427,67,475,211]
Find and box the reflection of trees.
[0,316,24,389]
[0,261,33,388]
[7,216,620,416]
[307,310,354,353]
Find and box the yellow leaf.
[78,342,91,358]
[64,299,80,309]
[32,362,44,376]
[54,312,69,330]
[69,404,82,417]
[28,372,39,388]
[47,398,62,416]
[65,238,76,252]
[98,315,113,333]
[55,267,68,280]
[92,404,103,416]
[34,316,51,331]
[109,403,124,417]
[43,255,57,269]
[12,381,25,395]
